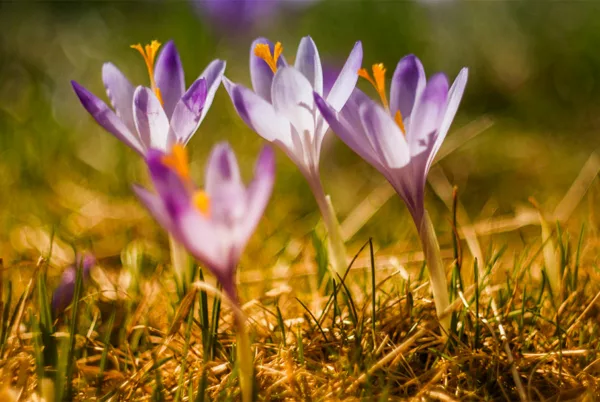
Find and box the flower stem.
[418,210,451,332]
[222,281,253,402]
[168,234,191,298]
[306,170,348,279]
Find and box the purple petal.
[358,101,411,169]
[426,68,468,172]
[271,67,314,139]
[169,78,208,145]
[133,87,170,151]
[71,80,144,155]
[51,253,95,315]
[133,184,175,234]
[205,143,247,224]
[390,54,426,123]
[407,73,449,158]
[325,41,363,111]
[102,63,136,135]
[314,91,383,171]
[197,59,226,125]
[154,40,186,119]
[250,37,287,102]
[239,145,275,245]
[172,205,225,277]
[228,82,292,147]
[146,148,191,213]
[294,36,323,95]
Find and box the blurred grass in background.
[0,0,599,274]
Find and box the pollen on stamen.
[161,144,190,181]
[358,63,390,111]
[193,191,211,216]
[131,40,164,105]
[254,42,283,74]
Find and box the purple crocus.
[315,55,468,330]
[133,143,275,303]
[315,56,468,227]
[72,40,226,155]
[51,253,96,316]
[223,36,362,277]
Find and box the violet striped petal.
[295,36,323,95]
[205,143,247,225]
[314,92,383,172]
[426,68,468,172]
[71,81,144,155]
[228,81,292,147]
[407,73,448,158]
[169,78,208,145]
[154,40,186,119]
[240,145,275,245]
[390,54,426,124]
[133,86,170,151]
[358,101,410,169]
[102,63,137,135]
[325,41,363,111]
[174,206,225,276]
[146,148,191,211]
[197,59,226,125]
[132,184,175,234]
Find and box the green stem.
[306,171,347,278]
[223,282,253,402]
[169,234,191,298]
[418,210,451,332]
[236,318,253,402]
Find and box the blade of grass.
[96,307,116,398]
[63,264,84,401]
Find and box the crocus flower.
[315,55,468,330]
[72,40,226,155]
[224,36,362,277]
[133,142,275,303]
[51,253,96,316]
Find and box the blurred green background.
[1,0,599,269]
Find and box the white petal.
[271,67,315,143]
[294,36,323,95]
[133,87,170,151]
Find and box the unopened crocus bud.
[51,253,95,316]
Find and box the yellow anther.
[131,40,164,105]
[394,110,406,134]
[358,63,389,111]
[161,144,190,181]
[254,42,283,74]
[193,191,211,216]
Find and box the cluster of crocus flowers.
[315,55,468,330]
[51,253,96,316]
[71,40,225,155]
[133,143,275,305]
[71,36,469,338]
[224,36,363,277]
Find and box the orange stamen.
[254,42,283,74]
[358,63,389,110]
[394,110,406,134]
[161,144,190,181]
[131,40,164,105]
[193,191,211,216]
